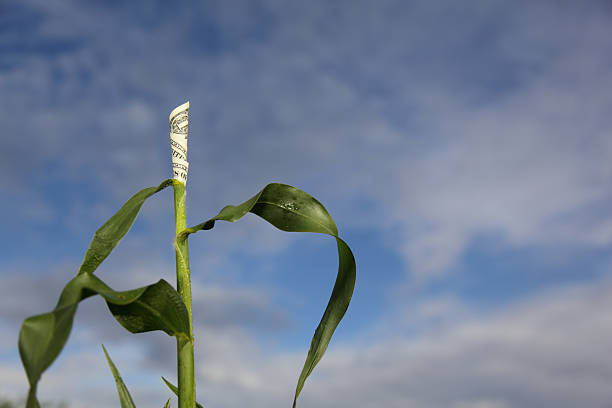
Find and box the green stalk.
[173,181,196,408]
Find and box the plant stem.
[173,181,195,408]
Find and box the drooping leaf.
[102,344,137,408]
[108,279,190,337]
[178,183,356,408]
[20,275,190,407]
[19,180,183,408]
[162,377,204,408]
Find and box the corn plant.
[18,102,356,408]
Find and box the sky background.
[2,0,612,407]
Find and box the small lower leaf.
[163,398,171,408]
[102,345,136,408]
[162,377,204,408]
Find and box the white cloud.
[9,274,611,408]
[4,0,612,283]
[297,277,612,408]
[356,2,612,280]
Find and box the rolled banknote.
[169,101,189,184]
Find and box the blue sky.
[2,0,612,407]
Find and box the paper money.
[169,101,189,184]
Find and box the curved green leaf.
[178,183,356,408]
[20,275,189,407]
[177,183,338,238]
[162,377,204,408]
[102,345,137,408]
[108,279,190,337]
[19,180,182,408]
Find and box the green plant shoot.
[17,102,356,408]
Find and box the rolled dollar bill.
[170,101,189,184]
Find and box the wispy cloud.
[6,273,612,407]
[3,0,612,282]
[2,1,612,406]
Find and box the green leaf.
[163,399,171,408]
[162,377,204,408]
[177,183,338,238]
[108,279,190,338]
[19,180,182,408]
[20,275,190,407]
[102,345,137,408]
[178,183,356,408]
[78,179,174,275]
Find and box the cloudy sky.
[2,0,612,407]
